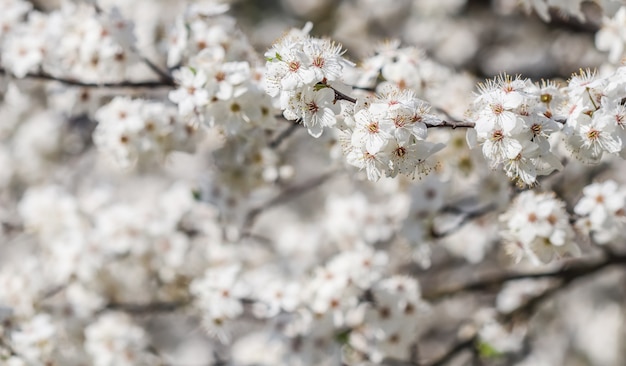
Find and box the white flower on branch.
[342,88,444,181]
[191,264,249,328]
[350,275,427,363]
[468,73,564,185]
[85,312,154,366]
[0,0,31,39]
[596,6,626,64]
[10,314,56,363]
[169,67,210,116]
[500,191,578,265]
[575,180,626,244]
[1,22,45,78]
[299,86,340,137]
[564,67,626,163]
[264,23,351,97]
[94,97,201,168]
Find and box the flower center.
[394,146,406,158]
[491,104,504,115]
[367,122,379,133]
[491,129,504,141]
[307,102,319,114]
[288,61,300,72]
[587,129,600,141]
[531,123,542,135]
[313,56,325,68]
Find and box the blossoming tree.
[1,0,626,365]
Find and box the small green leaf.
[314,83,328,91]
[334,329,351,345]
[477,341,502,358]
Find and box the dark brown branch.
[499,251,626,323]
[102,300,190,315]
[269,120,301,149]
[430,204,496,239]
[427,120,476,129]
[0,340,15,355]
[0,68,175,88]
[40,284,67,301]
[422,334,478,366]
[350,85,376,92]
[329,85,358,104]
[423,250,626,302]
[129,46,174,84]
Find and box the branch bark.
[0,68,175,89]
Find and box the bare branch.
[101,300,190,315]
[241,170,338,233]
[427,120,476,129]
[422,334,478,366]
[0,68,175,89]
[130,46,174,84]
[430,204,496,239]
[330,86,357,104]
[269,120,302,149]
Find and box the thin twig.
[499,251,626,323]
[330,86,358,104]
[242,170,338,232]
[0,334,18,357]
[428,120,476,129]
[101,300,190,315]
[0,68,175,88]
[40,284,67,301]
[269,120,301,149]
[422,334,478,366]
[130,46,174,84]
[430,204,496,239]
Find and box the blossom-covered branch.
[2,0,626,365]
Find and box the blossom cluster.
[596,6,626,64]
[341,88,445,180]
[499,190,578,265]
[1,1,137,82]
[351,40,474,116]
[168,60,276,137]
[164,2,251,69]
[467,74,564,186]
[574,179,626,244]
[262,26,451,181]
[188,240,429,364]
[562,67,626,163]
[166,5,277,137]
[0,180,223,364]
[264,23,353,137]
[94,97,202,167]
